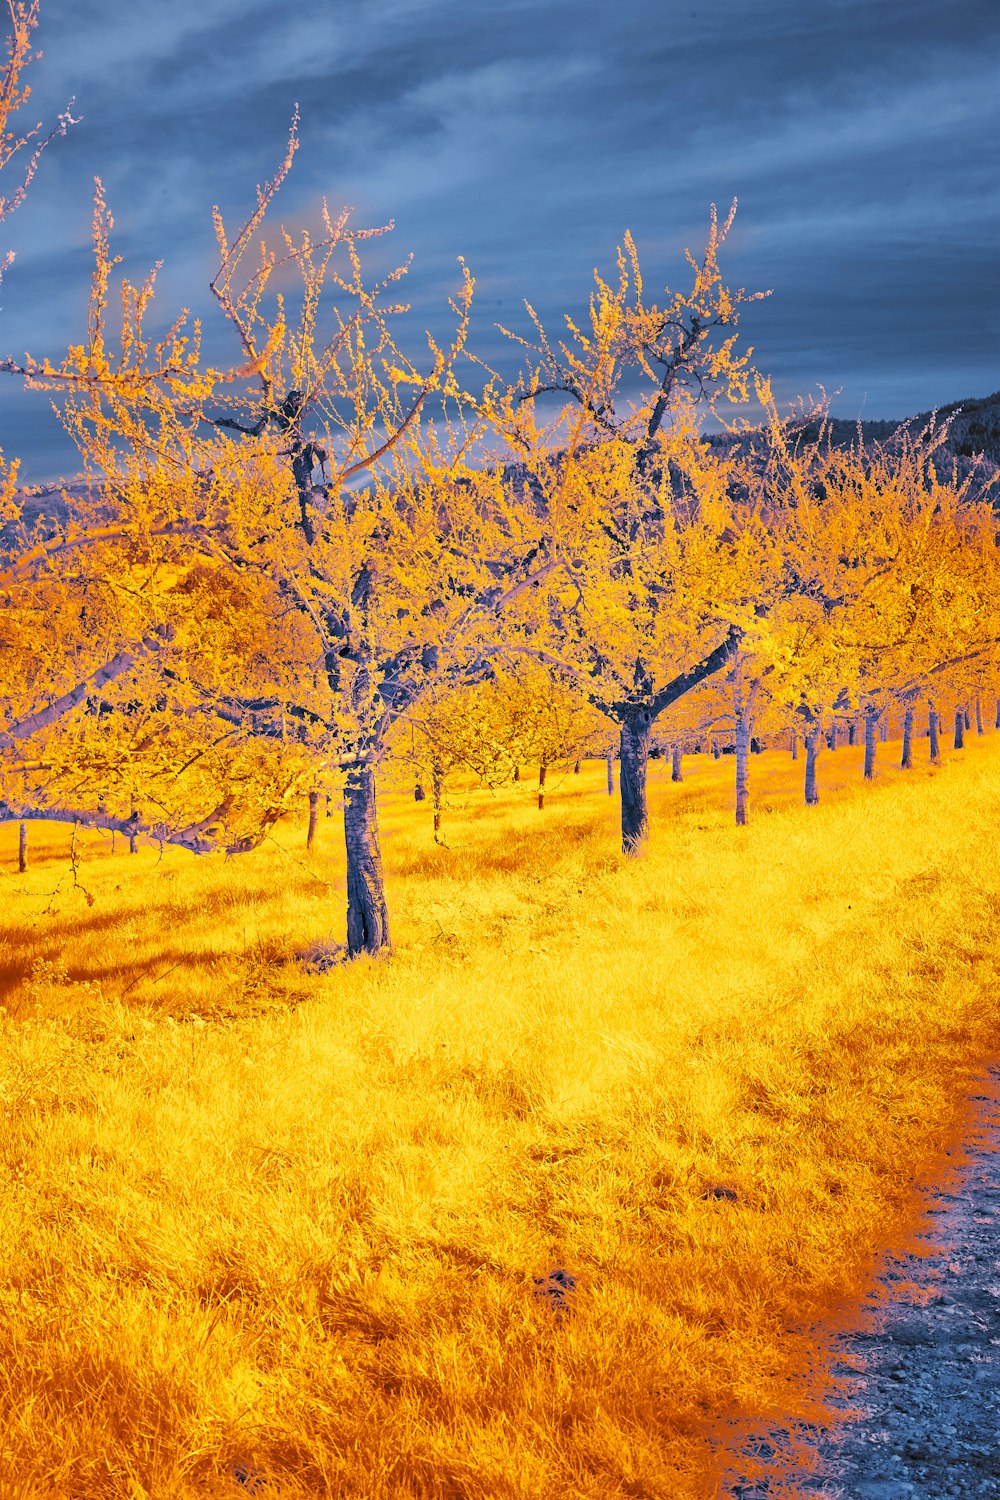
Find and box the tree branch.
[0,624,176,750]
[0,796,249,856]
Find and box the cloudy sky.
[0,0,997,484]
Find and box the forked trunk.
[863,708,878,780]
[537,760,547,812]
[18,820,26,873]
[671,744,683,782]
[619,716,652,855]
[975,697,984,736]
[306,789,321,849]
[344,763,390,958]
[901,704,914,769]
[804,728,820,805]
[954,709,965,750]
[734,716,751,826]
[928,704,940,763]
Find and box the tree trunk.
[880,715,888,742]
[954,709,965,750]
[619,716,652,855]
[432,758,444,837]
[804,728,820,805]
[829,723,838,751]
[513,765,520,783]
[129,798,138,854]
[975,696,984,736]
[307,789,321,849]
[964,707,971,732]
[18,820,26,873]
[928,704,940,763]
[344,763,389,958]
[901,704,914,769]
[790,732,798,761]
[413,782,426,801]
[995,696,1000,731]
[573,759,581,774]
[671,744,683,782]
[712,737,720,760]
[863,708,878,780]
[326,793,333,818]
[606,752,614,796]
[537,760,547,812]
[734,715,751,826]
[848,720,856,746]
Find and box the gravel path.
[724,1065,1000,1500]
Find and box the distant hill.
[713,389,1000,468]
[6,390,1000,548]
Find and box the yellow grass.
[1,731,999,1499]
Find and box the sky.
[0,0,997,485]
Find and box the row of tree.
[1,4,997,956]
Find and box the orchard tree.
[21,120,574,956]
[387,680,519,841]
[736,393,1000,802]
[485,661,608,810]
[474,215,790,854]
[483,388,785,853]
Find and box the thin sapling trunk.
[306,789,321,849]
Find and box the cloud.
[2,0,998,481]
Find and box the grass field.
[1,730,998,1499]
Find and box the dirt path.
[723,1066,1000,1500]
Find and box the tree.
[737,395,1000,803]
[387,679,518,841]
[22,120,574,956]
[485,662,607,811]
[476,217,779,854]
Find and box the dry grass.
[1,730,998,1498]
